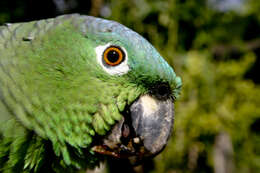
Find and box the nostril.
[151,83,171,100]
[158,84,170,97]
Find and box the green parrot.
[0,14,182,172]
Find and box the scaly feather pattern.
[0,14,181,172]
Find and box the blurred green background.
[1,0,259,172]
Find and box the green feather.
[0,14,182,172]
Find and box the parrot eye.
[103,46,125,66]
[95,43,129,75]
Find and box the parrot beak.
[129,94,174,157]
[92,94,174,163]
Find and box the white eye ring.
[95,43,129,75]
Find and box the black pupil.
[107,50,119,63]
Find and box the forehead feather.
[80,16,160,59]
[75,15,174,83]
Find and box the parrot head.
[0,14,182,169]
[79,16,182,163]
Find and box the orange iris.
[103,46,124,66]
